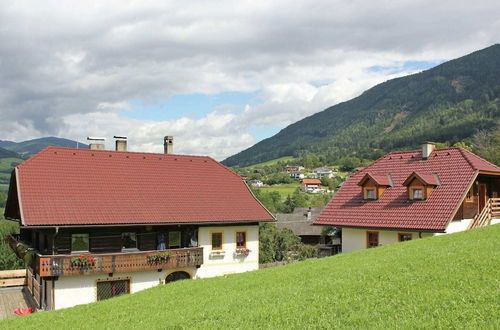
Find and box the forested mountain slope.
[2,137,87,157]
[224,44,500,167]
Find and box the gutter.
[14,220,266,229]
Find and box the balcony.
[35,247,204,277]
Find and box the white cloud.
[0,0,499,159]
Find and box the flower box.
[209,250,226,258]
[234,248,251,257]
[147,251,173,264]
[70,255,96,268]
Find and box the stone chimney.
[164,136,173,154]
[114,136,127,152]
[305,207,312,221]
[421,142,436,160]
[87,137,105,150]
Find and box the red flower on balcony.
[70,254,96,267]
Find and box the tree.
[259,223,316,263]
[338,157,363,171]
[452,141,473,151]
[472,126,500,165]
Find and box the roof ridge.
[458,147,500,171]
[35,146,215,160]
[17,146,55,170]
[456,147,476,170]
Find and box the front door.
[366,231,379,248]
[478,183,487,211]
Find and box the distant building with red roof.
[4,137,274,310]
[314,143,500,253]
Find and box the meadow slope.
[2,225,499,329]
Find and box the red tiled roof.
[358,172,392,186]
[9,147,274,226]
[314,147,500,231]
[302,179,322,185]
[402,172,440,186]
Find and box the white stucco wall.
[196,225,259,278]
[52,224,259,310]
[53,267,197,310]
[440,219,473,235]
[341,228,433,253]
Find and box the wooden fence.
[0,269,26,288]
[26,267,41,309]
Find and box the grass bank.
[2,225,499,329]
[256,183,301,196]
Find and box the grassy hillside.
[243,156,296,169]
[3,225,499,329]
[224,44,500,167]
[0,157,23,196]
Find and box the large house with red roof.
[314,143,500,253]
[4,138,274,310]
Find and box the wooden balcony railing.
[36,247,204,277]
[468,198,500,229]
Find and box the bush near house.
[2,225,499,329]
[0,208,24,270]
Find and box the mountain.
[223,44,500,167]
[0,140,16,148]
[0,147,21,159]
[2,137,87,157]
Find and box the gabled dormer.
[402,172,440,201]
[358,173,393,200]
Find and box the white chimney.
[421,142,436,160]
[114,136,127,152]
[87,137,106,150]
[164,136,173,154]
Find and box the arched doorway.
[165,271,191,284]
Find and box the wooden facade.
[14,225,204,277]
[453,175,500,220]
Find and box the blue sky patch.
[121,91,261,121]
[369,60,446,74]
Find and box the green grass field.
[0,158,22,172]
[243,156,296,170]
[2,225,499,329]
[256,183,301,196]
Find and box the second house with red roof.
[315,142,500,253]
[4,137,274,310]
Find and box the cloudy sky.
[1,1,499,160]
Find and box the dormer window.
[403,172,440,201]
[365,188,376,200]
[358,172,393,201]
[411,188,424,200]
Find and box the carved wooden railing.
[36,247,204,277]
[468,198,500,229]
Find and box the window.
[71,234,89,252]
[122,233,137,250]
[366,231,379,248]
[211,232,223,250]
[168,231,181,248]
[412,188,424,200]
[365,188,376,200]
[96,279,130,301]
[236,231,246,248]
[398,233,412,242]
[466,188,474,202]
